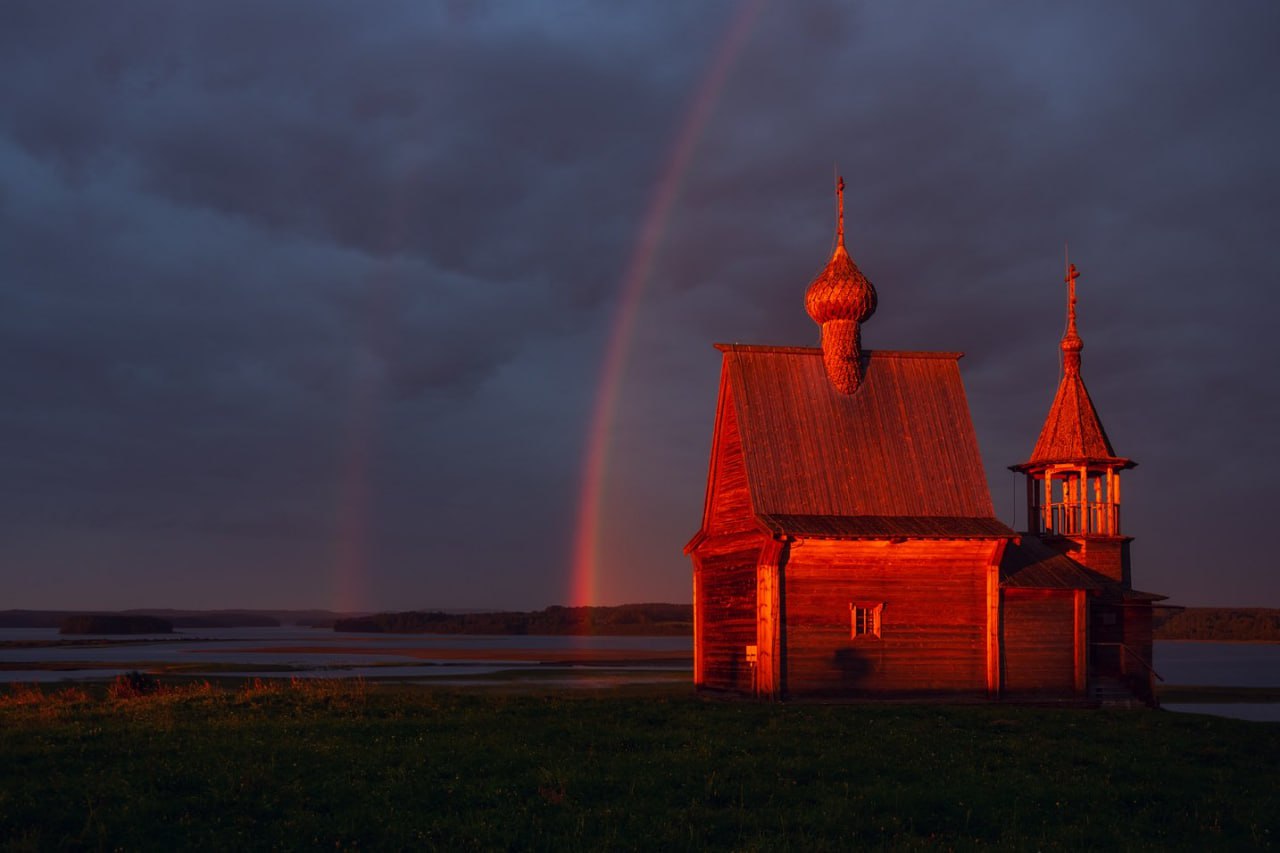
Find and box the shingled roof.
[1020,367,1125,466]
[718,345,1012,539]
[1000,536,1115,590]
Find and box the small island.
[59,615,174,635]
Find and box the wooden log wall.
[782,539,990,696]
[755,540,787,698]
[1122,602,1155,703]
[1074,589,1088,694]
[1073,538,1129,586]
[1089,600,1125,676]
[692,379,768,694]
[694,533,766,693]
[1002,588,1076,695]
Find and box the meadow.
[1,680,1275,851]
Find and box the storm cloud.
[2,1,1277,609]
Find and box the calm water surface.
[1153,641,1280,688]
[1154,641,1280,722]
[0,626,692,684]
[3,631,1275,719]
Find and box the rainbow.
[331,253,402,612]
[331,293,388,614]
[568,0,765,606]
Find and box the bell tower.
[1011,263,1135,586]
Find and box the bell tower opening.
[1028,464,1123,537]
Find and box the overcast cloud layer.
[2,1,1277,610]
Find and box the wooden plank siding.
[1089,600,1125,680]
[1073,589,1088,694]
[1002,589,1076,695]
[781,539,990,697]
[696,545,763,692]
[1080,538,1130,586]
[692,557,702,686]
[986,551,1002,695]
[704,380,756,537]
[690,367,769,693]
[1122,602,1155,703]
[755,539,787,698]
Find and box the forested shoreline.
[333,604,692,636]
[5,605,1277,641]
[1153,607,1280,642]
[336,605,1280,641]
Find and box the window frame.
[849,602,884,639]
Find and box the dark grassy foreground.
[1,682,1276,851]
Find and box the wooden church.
[685,179,1163,704]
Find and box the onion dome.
[806,176,877,394]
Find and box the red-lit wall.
[781,539,991,697]
[1002,588,1076,695]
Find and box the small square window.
[850,602,883,639]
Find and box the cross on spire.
[1065,261,1080,338]
[836,175,845,246]
[1059,262,1084,373]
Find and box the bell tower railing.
[1026,464,1123,537]
[1034,500,1121,536]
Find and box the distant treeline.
[334,604,694,636]
[59,615,173,635]
[1153,607,1280,642]
[14,604,1277,641]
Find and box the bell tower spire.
[805,176,877,394]
[1062,261,1083,375]
[1011,261,1135,585]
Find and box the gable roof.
[717,345,1011,538]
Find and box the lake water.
[1154,641,1280,688]
[0,626,692,686]
[1154,641,1280,722]
[2,630,1274,719]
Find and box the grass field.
[1,680,1276,851]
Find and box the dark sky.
[3,1,1277,611]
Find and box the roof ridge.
[715,344,963,359]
